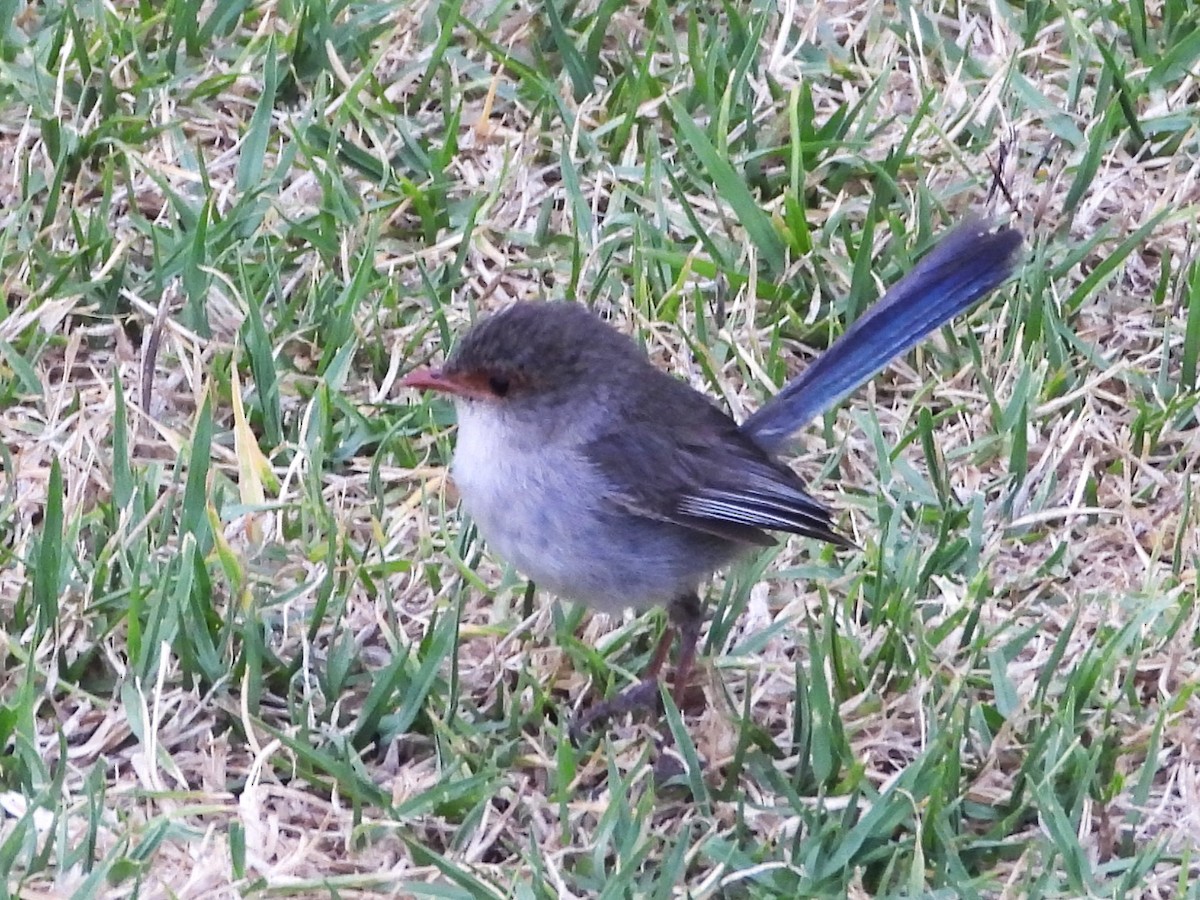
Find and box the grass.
[1,0,1198,895]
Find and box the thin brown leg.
[667,592,703,711]
[570,592,703,741]
[644,624,675,679]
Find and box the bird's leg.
[643,624,676,680]
[667,592,703,710]
[569,592,703,740]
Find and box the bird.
[403,215,1022,733]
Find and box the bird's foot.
[570,592,706,743]
[569,676,662,742]
[568,677,707,743]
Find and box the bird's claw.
[569,676,663,742]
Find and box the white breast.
[447,398,728,613]
[450,400,619,609]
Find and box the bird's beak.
[402,366,487,399]
[402,366,452,393]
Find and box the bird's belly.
[451,437,738,614]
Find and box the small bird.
[404,216,1021,732]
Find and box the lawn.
[1,0,1198,896]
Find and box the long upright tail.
[741,216,1022,455]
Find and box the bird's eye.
[488,375,510,397]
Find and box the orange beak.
[402,366,490,399]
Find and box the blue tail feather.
[741,216,1022,454]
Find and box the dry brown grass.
[1,0,1198,895]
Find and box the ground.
[1,0,1198,896]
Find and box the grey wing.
[583,385,851,548]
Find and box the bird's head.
[402,301,646,421]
